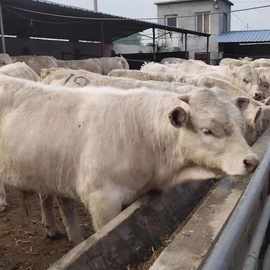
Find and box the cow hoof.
[46,231,65,240]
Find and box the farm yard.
[0,183,209,270]
[0,187,81,270]
[1,0,270,270]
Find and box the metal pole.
[0,1,6,54]
[243,197,270,270]
[201,146,270,270]
[100,22,104,57]
[206,36,210,63]
[184,33,187,58]
[152,27,156,61]
[93,0,98,12]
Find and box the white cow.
[251,58,270,68]
[0,75,258,243]
[142,62,266,101]
[56,56,129,75]
[186,74,269,144]
[160,58,200,65]
[219,58,252,67]
[56,58,103,75]
[99,56,129,74]
[11,55,58,74]
[108,69,175,82]
[255,67,270,100]
[0,63,40,212]
[0,53,13,67]
[0,62,40,81]
[41,67,191,93]
[41,67,266,145]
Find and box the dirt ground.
[0,187,94,270]
[0,187,186,270]
[0,187,171,270]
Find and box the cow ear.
[178,95,190,104]
[169,106,189,128]
[264,97,270,105]
[234,96,250,111]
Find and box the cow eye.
[263,82,269,88]
[201,128,214,136]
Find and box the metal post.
[184,33,187,58]
[100,22,105,57]
[206,36,210,63]
[0,1,6,54]
[93,0,98,12]
[152,27,156,61]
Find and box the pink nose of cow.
[244,156,259,173]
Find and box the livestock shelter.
[217,30,270,60]
[0,0,210,66]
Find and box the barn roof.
[1,0,209,43]
[217,30,270,43]
[155,0,233,6]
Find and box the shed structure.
[217,30,270,60]
[0,0,210,62]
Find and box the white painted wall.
[156,0,232,62]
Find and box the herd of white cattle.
[0,53,269,245]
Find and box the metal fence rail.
[201,146,270,270]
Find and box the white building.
[155,0,233,63]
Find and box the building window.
[166,15,178,28]
[196,12,210,33]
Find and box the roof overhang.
[155,0,233,6]
[217,30,270,44]
[1,0,209,43]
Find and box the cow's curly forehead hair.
[188,89,244,134]
[238,65,258,80]
[189,89,230,116]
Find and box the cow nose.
[244,156,259,173]
[254,92,264,101]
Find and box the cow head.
[170,88,259,176]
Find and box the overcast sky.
[52,0,270,31]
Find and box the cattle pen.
[1,1,270,270]
[30,128,268,270]
[0,66,268,265]
[0,114,270,270]
[1,128,270,269]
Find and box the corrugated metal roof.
[1,0,209,43]
[217,30,270,43]
[155,0,233,6]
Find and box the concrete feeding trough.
[150,128,270,270]
[48,180,212,270]
[48,129,270,270]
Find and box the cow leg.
[56,197,84,244]
[0,181,7,212]
[88,190,122,231]
[39,194,63,239]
